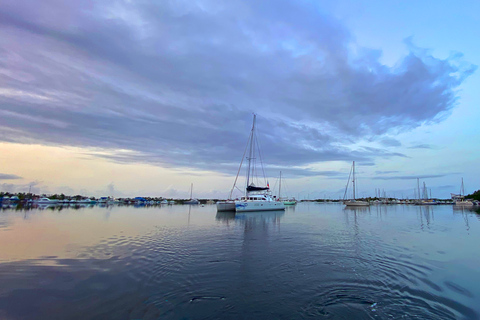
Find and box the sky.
[0,0,479,199]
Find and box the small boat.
[34,197,59,204]
[283,199,297,205]
[184,183,200,204]
[278,171,297,205]
[344,161,369,207]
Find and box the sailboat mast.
[461,178,465,196]
[279,171,282,200]
[246,114,256,196]
[417,178,420,201]
[190,183,193,199]
[352,161,356,200]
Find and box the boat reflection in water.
[235,209,285,222]
[215,211,236,222]
[216,210,285,225]
[343,206,371,213]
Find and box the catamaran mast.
[246,114,256,196]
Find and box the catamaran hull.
[344,201,369,207]
[454,201,474,206]
[216,202,236,211]
[235,201,285,212]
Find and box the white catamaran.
[217,114,285,212]
[343,161,369,207]
[451,178,474,206]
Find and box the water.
[0,203,479,319]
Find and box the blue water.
[0,203,479,319]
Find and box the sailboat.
[415,179,437,205]
[343,161,369,207]
[279,171,297,205]
[451,178,473,206]
[217,114,285,212]
[184,183,200,205]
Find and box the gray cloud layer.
[0,0,475,176]
[0,173,22,180]
[371,174,447,180]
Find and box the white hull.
[235,200,285,212]
[216,201,236,211]
[35,200,59,204]
[344,200,369,207]
[454,201,474,206]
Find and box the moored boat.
[185,183,200,205]
[278,171,297,205]
[452,178,474,206]
[231,115,285,213]
[34,197,59,204]
[344,161,369,207]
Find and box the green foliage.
[49,193,66,200]
[465,190,480,201]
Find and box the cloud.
[0,173,22,180]
[0,0,475,176]
[378,138,402,147]
[436,185,455,190]
[408,144,434,149]
[371,174,447,180]
[0,180,44,194]
[375,170,399,174]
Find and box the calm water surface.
[0,203,479,319]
